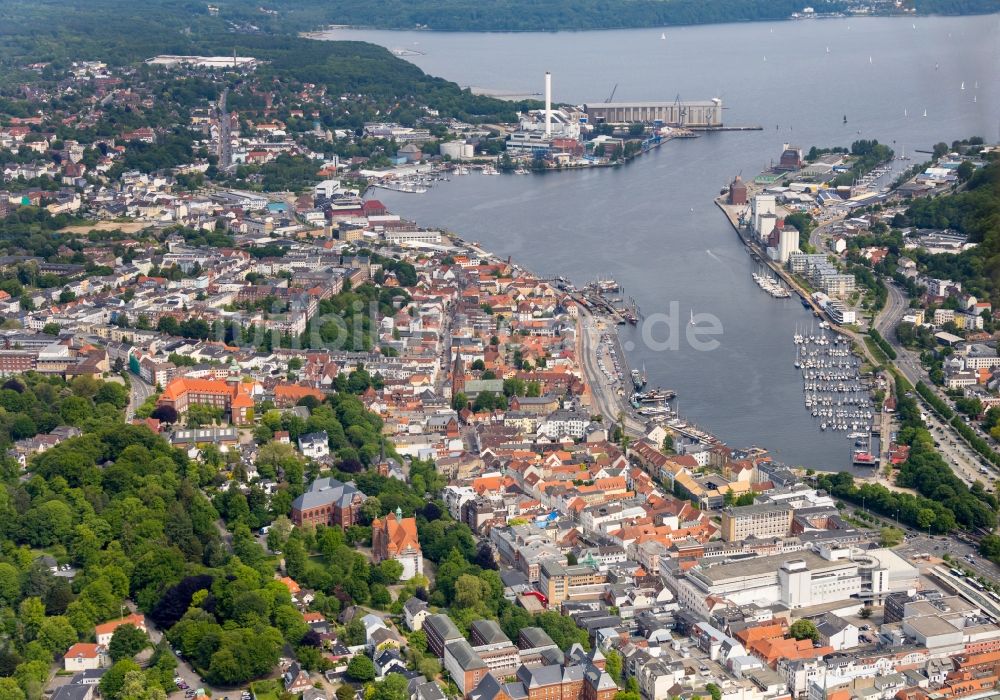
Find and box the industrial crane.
[673,93,687,126]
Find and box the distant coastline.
[300,1,1000,34]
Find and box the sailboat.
[975,80,979,89]
[868,55,873,64]
[904,108,908,117]
[961,81,965,90]
[660,32,666,40]
[974,95,977,103]
[763,55,767,62]
[923,108,927,117]
[826,46,830,54]
[689,310,696,326]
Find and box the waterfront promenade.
[577,306,647,437]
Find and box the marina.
[354,14,995,471]
[752,266,792,298]
[794,325,879,465]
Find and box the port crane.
[604,84,618,103]
[673,93,687,126]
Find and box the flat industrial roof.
[696,549,850,583]
[905,615,962,637]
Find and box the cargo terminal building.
[583,98,723,127]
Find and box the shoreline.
[711,191,892,467]
[446,214,864,473]
[397,167,877,473]
[298,12,996,38]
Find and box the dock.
[666,418,721,446]
[577,306,648,437]
[574,280,640,326]
[689,125,764,132]
[714,197,826,318]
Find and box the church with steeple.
[372,507,423,581]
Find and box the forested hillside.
[904,160,1000,302]
[0,1,535,123]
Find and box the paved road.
[875,280,908,339]
[578,308,645,436]
[874,282,996,484]
[897,533,1000,583]
[126,374,156,421]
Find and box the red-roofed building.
[158,377,254,424]
[64,643,108,671]
[273,383,325,407]
[95,613,147,646]
[372,511,423,581]
[362,200,387,216]
[279,576,301,595]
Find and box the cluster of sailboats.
[794,326,875,435]
[752,269,791,299]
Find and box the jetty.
[714,196,826,317]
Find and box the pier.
[574,280,640,326]
[712,194,883,372]
[714,197,827,317]
[689,125,764,132]
[666,419,721,446]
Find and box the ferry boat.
[371,180,428,194]
[638,388,675,402]
[595,278,621,294]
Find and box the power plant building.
[583,99,723,127]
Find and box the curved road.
[874,282,995,486]
[126,374,156,421]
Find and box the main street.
[874,282,996,483]
[126,374,156,421]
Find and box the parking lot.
[896,533,999,583]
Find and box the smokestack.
[544,72,552,137]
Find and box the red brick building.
[290,477,366,528]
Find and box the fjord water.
[324,15,1000,470]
